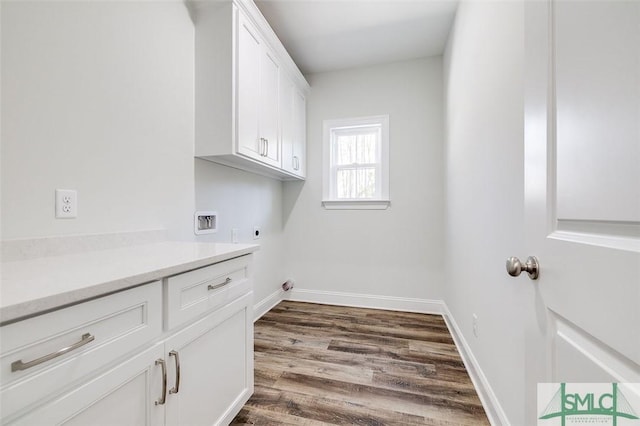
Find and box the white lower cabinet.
[11,344,165,426]
[164,292,253,426]
[1,254,254,426]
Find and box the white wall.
[283,57,444,302]
[444,1,528,424]
[1,1,195,241]
[1,2,285,307]
[194,159,285,311]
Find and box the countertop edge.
[0,244,259,326]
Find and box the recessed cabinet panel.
[164,293,253,426]
[280,72,306,178]
[280,74,295,174]
[164,255,250,330]
[259,49,281,166]
[0,282,162,420]
[10,344,165,426]
[237,12,280,168]
[292,88,307,178]
[236,13,262,160]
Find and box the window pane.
[356,167,376,198]
[334,126,379,166]
[336,169,356,198]
[336,134,356,165]
[336,167,376,199]
[356,132,377,164]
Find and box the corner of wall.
[441,303,511,426]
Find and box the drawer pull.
[208,277,232,291]
[155,358,167,405]
[169,350,181,394]
[11,333,95,372]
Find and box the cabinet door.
[0,281,162,420]
[236,13,262,161]
[10,344,165,426]
[292,88,306,178]
[280,74,305,178]
[259,47,281,167]
[280,73,295,174]
[236,12,280,168]
[164,292,253,426]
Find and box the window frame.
[322,115,390,210]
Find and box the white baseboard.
[283,288,444,315]
[253,289,284,322]
[441,304,509,426]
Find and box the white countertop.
[0,241,259,324]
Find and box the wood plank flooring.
[231,301,489,425]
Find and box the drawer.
[165,255,252,330]
[0,281,162,421]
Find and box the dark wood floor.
[231,301,489,425]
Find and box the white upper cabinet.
[257,47,281,166]
[280,72,306,178]
[236,14,262,161]
[292,87,307,177]
[236,12,280,167]
[195,0,309,180]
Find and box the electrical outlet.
[55,189,77,218]
[232,228,239,243]
[253,226,261,240]
[472,314,479,338]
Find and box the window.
[322,115,390,210]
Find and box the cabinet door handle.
[208,277,232,291]
[260,138,267,156]
[11,333,95,372]
[155,358,167,405]
[169,350,181,395]
[265,139,269,157]
[293,156,299,170]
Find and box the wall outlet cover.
[55,189,77,219]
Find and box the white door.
[524,0,640,423]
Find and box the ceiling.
[254,0,459,75]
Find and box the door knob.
[506,256,539,280]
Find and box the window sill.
[321,199,390,210]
